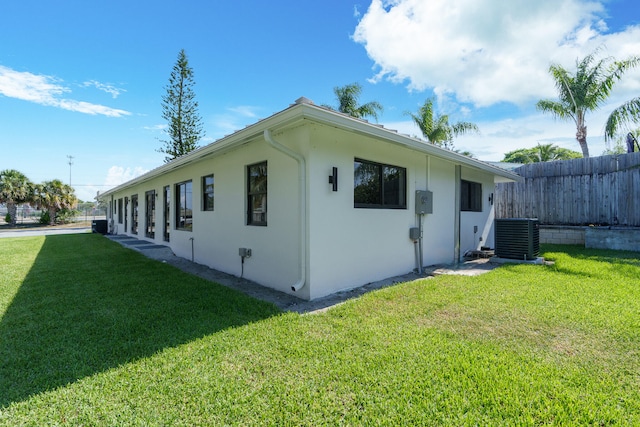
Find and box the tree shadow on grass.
[0,234,281,408]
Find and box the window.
[124,197,128,232]
[202,174,214,211]
[131,194,139,234]
[247,161,267,226]
[163,185,170,242]
[461,180,482,212]
[175,180,193,231]
[145,190,156,238]
[118,198,123,224]
[354,158,406,209]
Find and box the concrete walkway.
[105,234,499,314]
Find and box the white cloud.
[75,185,103,203]
[143,124,167,131]
[227,105,260,118]
[0,66,131,117]
[56,99,130,117]
[104,166,148,187]
[353,0,640,107]
[82,80,126,98]
[0,66,68,102]
[383,102,617,162]
[210,105,262,139]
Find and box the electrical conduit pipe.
[264,129,306,292]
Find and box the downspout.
[454,165,461,265]
[419,155,430,274]
[264,129,307,292]
[110,195,115,234]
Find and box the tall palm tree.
[407,98,479,150]
[536,51,639,158]
[33,179,77,225]
[327,83,383,121]
[0,169,32,227]
[604,96,640,142]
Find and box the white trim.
[99,101,520,198]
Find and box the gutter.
[98,100,519,201]
[264,129,307,292]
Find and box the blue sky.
[1,0,639,201]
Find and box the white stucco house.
[98,97,520,300]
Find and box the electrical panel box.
[409,227,420,240]
[415,190,433,214]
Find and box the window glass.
[461,180,482,212]
[202,174,214,211]
[175,181,193,231]
[145,190,156,238]
[163,185,170,241]
[247,162,267,226]
[354,161,381,205]
[118,198,123,224]
[354,159,406,209]
[131,194,139,234]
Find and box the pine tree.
[159,49,205,162]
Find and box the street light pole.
[67,155,74,186]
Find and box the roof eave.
[99,102,520,199]
[294,104,522,182]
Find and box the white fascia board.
[99,102,520,199]
[295,104,523,182]
[98,107,307,199]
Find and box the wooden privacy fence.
[495,152,640,226]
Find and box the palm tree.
[503,144,582,163]
[604,96,640,142]
[326,83,383,121]
[33,179,77,225]
[407,98,479,150]
[536,50,639,158]
[535,143,559,162]
[0,169,32,227]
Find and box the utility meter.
[415,190,433,214]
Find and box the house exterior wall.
[303,123,497,299]
[104,115,508,301]
[107,134,303,297]
[304,124,426,299]
[460,168,498,254]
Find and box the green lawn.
[1,235,638,425]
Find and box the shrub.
[39,211,50,225]
[56,209,79,224]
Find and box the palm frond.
[358,101,383,121]
[536,99,576,122]
[451,121,479,137]
[604,97,640,141]
[333,83,382,120]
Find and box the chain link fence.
[0,204,107,225]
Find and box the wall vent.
[495,218,540,260]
